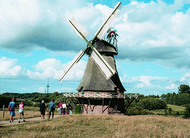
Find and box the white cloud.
[123,75,167,88]
[180,72,190,83]
[0,57,22,78]
[0,0,91,52]
[165,84,176,90]
[0,0,40,41]
[38,86,45,93]
[55,87,76,92]
[116,1,190,50]
[26,58,86,80]
[120,74,178,94]
[133,76,166,88]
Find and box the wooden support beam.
[108,99,112,114]
[102,106,108,113]
[92,105,96,113]
[87,98,93,114]
[102,98,104,113]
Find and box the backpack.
[49,102,55,111]
[8,103,14,111]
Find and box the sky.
[0,0,190,95]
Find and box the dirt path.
[0,115,61,126]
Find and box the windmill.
[60,2,125,114]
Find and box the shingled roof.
[77,39,125,92]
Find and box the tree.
[139,98,167,110]
[178,84,190,94]
[165,92,190,106]
[0,95,11,107]
[183,104,190,119]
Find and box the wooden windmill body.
[77,39,125,114]
[59,2,125,114]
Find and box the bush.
[183,104,190,119]
[24,99,33,106]
[75,105,82,114]
[126,106,149,115]
[139,98,167,110]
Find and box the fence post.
[3,105,5,120]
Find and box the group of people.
[8,98,25,123]
[8,98,73,123]
[39,100,73,120]
[58,102,73,115]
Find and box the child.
[18,101,25,123]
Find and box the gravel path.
[0,115,61,126]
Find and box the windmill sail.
[69,17,89,42]
[96,13,116,40]
[91,47,115,79]
[59,50,85,82]
[93,2,121,40]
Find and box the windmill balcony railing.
[78,91,124,99]
[63,93,78,98]
[62,92,124,99]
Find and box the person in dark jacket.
[66,104,70,115]
[39,100,46,119]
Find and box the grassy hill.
[150,104,186,116]
[167,104,185,112]
[0,115,190,138]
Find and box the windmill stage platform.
[63,92,124,99]
[63,92,125,114]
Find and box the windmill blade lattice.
[59,50,85,82]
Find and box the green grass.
[150,104,185,115]
[0,115,190,138]
[167,104,185,112]
[150,109,165,115]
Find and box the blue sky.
[0,0,190,95]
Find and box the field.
[150,104,185,115]
[0,114,190,138]
[167,104,186,112]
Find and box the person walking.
[48,99,55,119]
[62,103,66,115]
[39,100,46,119]
[66,104,70,115]
[8,98,16,123]
[58,102,63,115]
[18,101,25,123]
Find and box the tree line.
[161,84,190,106]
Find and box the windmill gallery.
[59,2,125,114]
